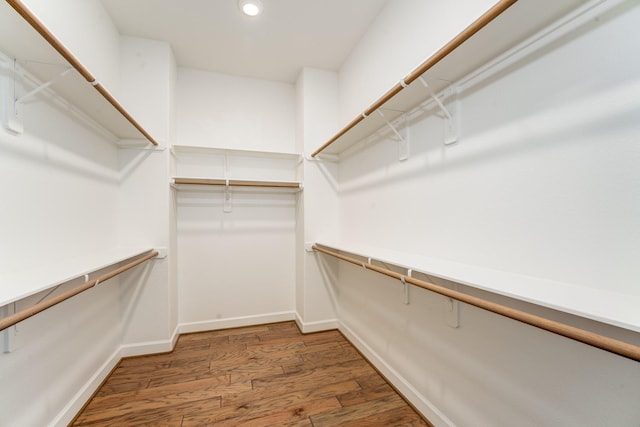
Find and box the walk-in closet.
[1,0,639,425]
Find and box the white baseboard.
[178,311,296,334]
[120,326,180,358]
[295,312,339,333]
[50,347,122,427]
[51,325,181,427]
[338,320,453,427]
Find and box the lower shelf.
[0,247,157,307]
[313,241,640,333]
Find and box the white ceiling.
[100,0,388,83]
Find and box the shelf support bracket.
[1,60,23,134]
[445,284,460,328]
[15,66,74,105]
[223,179,233,213]
[402,269,412,305]
[2,304,17,353]
[418,77,459,145]
[376,109,409,161]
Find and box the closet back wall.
[176,69,297,330]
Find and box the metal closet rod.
[0,250,159,332]
[310,0,518,157]
[312,244,640,363]
[5,0,159,146]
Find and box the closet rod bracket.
[418,77,459,145]
[376,109,409,161]
[2,304,18,353]
[1,60,23,134]
[223,179,233,213]
[403,269,412,305]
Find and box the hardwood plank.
[74,395,221,425]
[94,379,150,397]
[182,380,358,425]
[210,350,303,373]
[244,338,307,352]
[222,379,362,410]
[79,375,235,416]
[337,406,431,427]
[251,359,375,393]
[338,379,395,407]
[228,365,284,385]
[75,398,219,426]
[310,394,408,425]
[211,397,342,427]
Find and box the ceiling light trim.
[239,0,263,17]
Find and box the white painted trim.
[51,324,181,426]
[178,311,296,334]
[295,312,339,333]
[50,347,122,427]
[120,336,176,358]
[338,320,454,427]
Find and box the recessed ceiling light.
[239,0,263,17]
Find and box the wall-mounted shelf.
[0,0,159,146]
[171,146,302,213]
[171,145,302,187]
[0,247,160,308]
[313,241,640,334]
[311,0,584,158]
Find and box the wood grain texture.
[72,321,430,426]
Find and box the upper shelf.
[0,0,158,146]
[311,0,584,158]
[171,145,300,160]
[171,145,302,191]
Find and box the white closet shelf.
[311,0,584,157]
[0,0,158,146]
[0,247,158,308]
[170,145,302,192]
[171,145,301,160]
[314,241,640,333]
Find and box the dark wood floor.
[71,321,430,426]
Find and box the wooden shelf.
[315,241,640,333]
[0,247,156,307]
[311,0,584,157]
[0,0,158,146]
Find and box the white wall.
[175,69,298,330]
[330,0,640,425]
[177,68,295,152]
[117,36,175,351]
[295,68,340,331]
